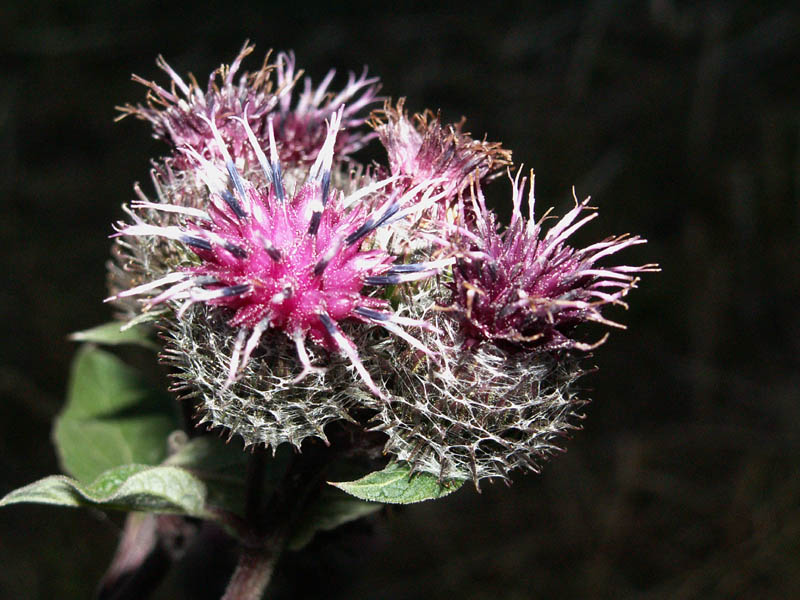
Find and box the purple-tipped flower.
[117,42,380,170]
[111,110,445,403]
[370,99,511,218]
[105,42,658,475]
[116,42,277,169]
[273,51,381,165]
[448,171,658,352]
[368,173,658,484]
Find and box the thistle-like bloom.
[273,51,380,165]
[116,42,276,169]
[367,173,658,484]
[116,42,379,170]
[370,99,511,218]
[448,172,659,352]
[106,42,658,474]
[111,109,449,411]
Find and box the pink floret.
[449,171,659,352]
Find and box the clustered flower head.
[116,41,379,170]
[109,44,657,484]
[370,99,511,214]
[449,172,652,352]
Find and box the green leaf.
[288,488,382,551]
[329,462,466,504]
[69,322,158,350]
[53,346,179,484]
[164,436,293,520]
[164,436,250,517]
[0,464,208,517]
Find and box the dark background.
[2,1,798,598]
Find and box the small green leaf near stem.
[69,321,158,350]
[329,461,466,504]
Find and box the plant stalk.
[221,543,280,600]
[221,442,331,600]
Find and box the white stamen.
[376,320,436,357]
[130,200,209,220]
[232,109,273,184]
[321,314,386,400]
[308,108,343,183]
[291,333,327,383]
[156,55,191,96]
[224,329,248,388]
[146,278,197,305]
[341,174,399,209]
[238,317,270,375]
[105,271,188,301]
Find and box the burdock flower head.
[117,41,379,170]
[273,51,380,166]
[369,99,511,233]
[108,44,382,321]
[107,42,656,480]
[448,171,658,352]
[111,109,450,447]
[370,172,658,484]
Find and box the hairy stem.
[221,545,279,600]
[221,443,331,600]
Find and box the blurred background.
[1,1,798,598]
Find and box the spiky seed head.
[162,304,363,449]
[367,295,587,484]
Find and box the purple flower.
[370,99,511,218]
[110,110,447,399]
[273,51,380,165]
[105,42,658,470]
[117,42,379,169]
[365,173,658,484]
[448,171,659,352]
